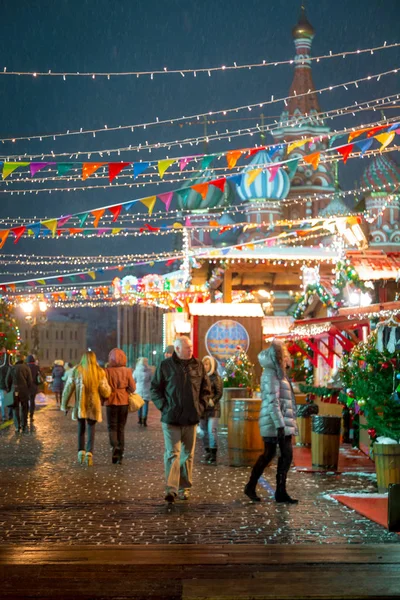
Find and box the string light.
[1,42,396,82]
[1,67,398,160]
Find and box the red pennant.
[191,183,209,199]
[57,277,64,283]
[337,143,354,164]
[247,146,266,158]
[108,162,130,182]
[210,177,226,192]
[11,226,26,244]
[367,125,387,138]
[166,259,176,266]
[108,205,122,222]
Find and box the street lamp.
[20,300,48,355]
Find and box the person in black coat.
[6,354,33,433]
[200,355,223,464]
[26,355,42,422]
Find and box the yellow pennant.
[2,162,29,179]
[111,228,121,234]
[158,159,175,179]
[42,219,58,238]
[172,222,183,229]
[246,168,263,186]
[375,131,395,152]
[81,289,88,298]
[140,196,157,215]
[287,138,312,154]
[88,271,96,280]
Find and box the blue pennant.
[133,162,150,179]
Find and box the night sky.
[0,0,399,281]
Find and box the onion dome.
[361,154,400,190]
[175,169,235,210]
[292,5,315,39]
[320,193,350,217]
[236,150,290,201]
[209,213,243,246]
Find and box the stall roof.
[347,250,400,280]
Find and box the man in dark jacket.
[0,351,12,422]
[151,336,210,503]
[26,355,41,422]
[6,354,32,433]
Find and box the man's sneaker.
[78,450,86,465]
[178,490,190,500]
[84,452,93,467]
[164,492,177,504]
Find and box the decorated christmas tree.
[340,333,400,443]
[0,299,21,354]
[223,346,254,389]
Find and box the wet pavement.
[0,398,399,546]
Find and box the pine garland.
[0,299,21,353]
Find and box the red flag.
[367,125,387,138]
[337,144,354,164]
[247,146,266,158]
[108,162,130,183]
[108,205,122,222]
[11,226,26,244]
[210,177,226,192]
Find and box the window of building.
[75,349,78,359]
[61,348,64,359]
[74,331,78,340]
[70,331,73,341]
[55,348,58,358]
[55,331,58,340]
[46,349,49,359]
[60,330,64,340]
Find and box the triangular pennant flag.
[158,159,175,179]
[210,177,226,192]
[57,277,64,283]
[200,155,214,170]
[303,152,320,170]
[0,230,9,249]
[191,183,209,199]
[229,173,243,186]
[69,228,83,235]
[82,162,106,180]
[109,162,130,183]
[375,131,395,152]
[80,289,88,298]
[124,201,135,212]
[11,226,26,243]
[348,128,370,143]
[287,158,300,180]
[88,271,96,280]
[97,228,108,235]
[8,284,16,292]
[41,229,51,236]
[267,164,280,182]
[133,162,149,179]
[158,191,173,211]
[37,279,46,285]
[140,196,157,215]
[247,146,266,158]
[355,138,373,155]
[30,162,55,177]
[337,143,354,164]
[246,168,263,186]
[57,163,75,177]
[226,150,242,169]
[287,138,311,154]
[389,122,400,131]
[111,228,121,234]
[367,125,387,138]
[91,209,105,227]
[3,162,29,179]
[42,219,58,237]
[57,215,72,228]
[29,223,41,238]
[108,205,122,222]
[179,157,191,171]
[79,212,89,227]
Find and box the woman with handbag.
[133,357,153,426]
[105,348,136,464]
[61,351,111,466]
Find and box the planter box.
[374,443,400,493]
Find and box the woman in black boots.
[200,355,223,463]
[244,341,298,504]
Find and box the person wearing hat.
[164,345,174,359]
[52,360,65,404]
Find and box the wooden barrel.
[219,387,248,431]
[374,443,400,493]
[311,415,341,470]
[295,403,318,447]
[227,398,264,467]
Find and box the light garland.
[1,41,396,83]
[1,67,398,161]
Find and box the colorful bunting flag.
[375,131,395,152]
[30,162,55,177]
[29,223,41,238]
[111,228,121,234]
[9,284,16,292]
[0,230,9,249]
[229,173,243,186]
[37,279,46,285]
[133,162,149,179]
[109,162,130,182]
[191,183,209,199]
[200,155,214,170]
[287,138,312,154]
[287,158,300,180]
[337,144,354,164]
[348,128,370,143]
[11,226,26,244]
[91,209,105,227]
[226,150,242,169]
[210,177,226,192]
[57,163,75,177]
[246,168,263,186]
[367,125,387,138]
[57,215,72,228]
[69,228,83,235]
[158,159,175,179]
[303,152,320,170]
[158,191,173,211]
[179,157,191,171]
[140,196,157,215]
[88,271,96,280]
[82,163,106,180]
[108,205,122,221]
[42,219,58,237]
[355,138,373,155]
[3,162,29,180]
[124,201,135,212]
[267,164,280,182]
[247,146,266,158]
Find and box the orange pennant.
[226,150,242,169]
[0,230,9,249]
[191,183,209,199]
[82,163,106,180]
[303,152,320,170]
[348,128,370,143]
[91,209,105,227]
[9,284,16,292]
[140,196,157,215]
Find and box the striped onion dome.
[175,169,235,210]
[209,213,242,246]
[361,154,400,190]
[236,150,290,201]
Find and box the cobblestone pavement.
[0,398,399,546]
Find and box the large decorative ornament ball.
[346,389,355,398]
[381,362,390,370]
[368,428,377,438]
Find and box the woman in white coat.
[244,341,298,504]
[133,357,153,426]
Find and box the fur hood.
[202,355,217,376]
[258,342,284,380]
[108,348,127,368]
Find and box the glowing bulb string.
[1,41,397,83]
[1,67,399,161]
[1,86,398,148]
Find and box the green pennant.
[200,155,215,170]
[79,213,89,227]
[287,158,299,180]
[57,163,75,177]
